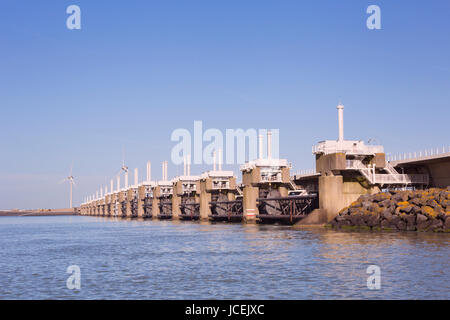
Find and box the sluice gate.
[257,194,318,224]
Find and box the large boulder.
[330,188,450,232]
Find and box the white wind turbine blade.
[58,178,68,184]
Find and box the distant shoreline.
[0,208,79,217]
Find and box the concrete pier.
[173,175,200,220]
[241,159,291,223]
[198,170,236,221]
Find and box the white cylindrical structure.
[165,161,167,181]
[105,186,108,195]
[124,171,128,188]
[110,179,114,194]
[218,148,222,171]
[134,168,138,186]
[146,161,151,182]
[337,103,344,142]
[187,156,191,176]
[100,187,103,197]
[117,175,120,192]
[96,191,99,199]
[166,161,169,180]
[162,161,168,181]
[213,151,216,172]
[258,134,263,159]
[267,131,272,159]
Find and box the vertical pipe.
[146,161,151,182]
[134,168,138,186]
[258,134,263,159]
[110,179,114,194]
[161,161,165,181]
[267,131,272,159]
[337,104,344,142]
[117,175,120,192]
[164,161,167,181]
[213,151,216,172]
[218,148,222,171]
[187,156,191,176]
[125,171,128,188]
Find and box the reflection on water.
[0,216,448,299]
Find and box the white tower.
[337,103,344,142]
[146,161,151,182]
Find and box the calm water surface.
[0,216,448,299]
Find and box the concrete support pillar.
[199,192,211,220]
[105,195,111,217]
[112,193,118,217]
[319,176,344,223]
[172,193,181,220]
[243,185,259,223]
[152,187,161,218]
[118,192,126,217]
[318,175,380,223]
[126,189,133,217]
[137,185,145,218]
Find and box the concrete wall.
[317,175,379,223]
[428,161,450,188]
[316,153,346,174]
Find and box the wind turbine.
[116,147,129,189]
[59,162,76,208]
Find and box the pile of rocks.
[330,188,450,232]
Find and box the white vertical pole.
[162,161,167,181]
[213,151,216,172]
[117,175,120,192]
[258,134,263,159]
[111,179,114,194]
[218,148,222,171]
[267,131,272,159]
[124,171,128,188]
[337,104,344,142]
[187,156,191,176]
[134,168,138,186]
[147,161,151,182]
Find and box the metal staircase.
[345,160,428,186]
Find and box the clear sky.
[1,0,449,209]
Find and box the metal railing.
[346,159,428,185]
[387,146,450,162]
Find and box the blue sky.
[1,0,449,209]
